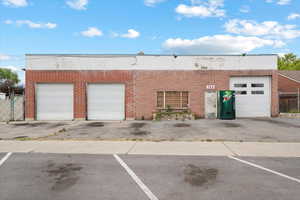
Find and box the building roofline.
[278,73,300,84]
[25,53,278,57]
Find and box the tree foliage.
[278,53,300,70]
[0,68,20,94]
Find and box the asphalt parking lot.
[1,118,300,142]
[1,153,300,200]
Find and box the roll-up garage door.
[36,84,74,120]
[230,76,271,118]
[87,84,125,120]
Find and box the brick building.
[278,70,300,112]
[25,54,279,120]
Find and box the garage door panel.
[36,84,74,120]
[230,77,271,118]
[88,84,125,120]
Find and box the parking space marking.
[114,154,159,200]
[228,156,300,184]
[0,152,12,168]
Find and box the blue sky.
[0,0,300,84]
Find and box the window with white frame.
[157,91,189,109]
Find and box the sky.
[0,0,300,84]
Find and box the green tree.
[0,68,20,95]
[278,53,300,70]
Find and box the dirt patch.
[184,164,218,187]
[85,122,105,127]
[12,122,49,127]
[130,122,150,136]
[58,128,67,133]
[46,162,82,192]
[261,136,276,140]
[12,122,66,130]
[220,122,241,128]
[130,123,147,129]
[259,136,279,142]
[47,123,67,129]
[131,130,151,136]
[174,123,191,128]
[250,118,300,128]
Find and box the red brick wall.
[25,70,134,120]
[25,69,279,120]
[278,74,300,93]
[134,70,278,119]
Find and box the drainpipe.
[297,88,300,112]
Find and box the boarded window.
[251,83,264,88]
[157,91,189,108]
[236,91,247,95]
[165,91,181,108]
[234,84,247,88]
[252,91,264,95]
[182,92,189,108]
[157,92,164,108]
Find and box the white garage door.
[87,84,125,120]
[230,77,271,118]
[36,84,74,120]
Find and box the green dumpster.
[218,90,236,120]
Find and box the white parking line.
[113,154,159,200]
[0,152,12,167]
[228,156,300,184]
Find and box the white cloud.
[265,0,291,5]
[111,29,140,39]
[0,54,11,61]
[2,0,28,7]
[175,0,225,18]
[81,27,103,37]
[16,20,57,29]
[0,65,21,72]
[239,5,250,13]
[144,0,166,7]
[277,52,291,57]
[66,0,88,10]
[288,13,300,20]
[162,35,284,54]
[4,20,13,24]
[277,0,291,5]
[225,19,300,39]
[121,29,140,38]
[5,20,57,29]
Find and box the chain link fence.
[0,95,24,122]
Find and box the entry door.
[87,84,125,120]
[205,91,217,119]
[230,77,271,117]
[36,84,74,120]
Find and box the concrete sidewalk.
[1,141,300,157]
